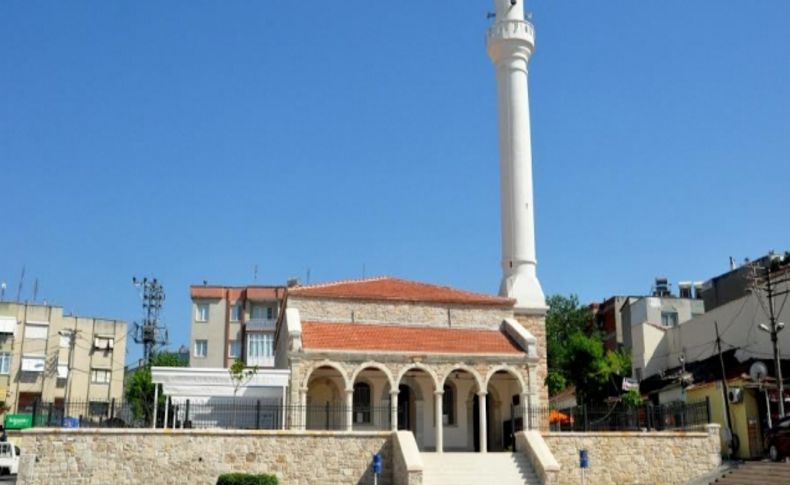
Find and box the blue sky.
[1,1,789,365]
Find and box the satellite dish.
[749,361,768,382]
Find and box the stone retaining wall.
[16,429,392,485]
[542,424,721,485]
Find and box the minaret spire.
[487,0,546,310]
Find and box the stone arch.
[484,365,526,394]
[350,361,395,390]
[395,363,439,391]
[439,364,485,393]
[301,360,351,391]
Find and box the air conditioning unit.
[727,388,743,404]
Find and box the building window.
[230,303,241,322]
[0,353,10,375]
[25,324,48,340]
[228,340,240,358]
[353,382,372,424]
[442,384,456,426]
[196,303,209,322]
[21,355,45,372]
[194,340,208,358]
[93,336,114,350]
[89,401,109,417]
[251,304,266,320]
[267,306,274,320]
[91,369,111,384]
[661,312,679,327]
[59,335,70,348]
[246,333,273,366]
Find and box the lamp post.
[759,266,786,418]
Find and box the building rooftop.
[301,321,523,355]
[289,276,514,307]
[190,285,285,300]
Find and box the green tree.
[125,351,187,424]
[544,294,631,402]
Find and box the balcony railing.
[246,318,276,331]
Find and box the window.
[89,401,109,417]
[195,303,209,322]
[267,306,274,320]
[91,369,111,384]
[57,364,68,379]
[93,336,114,350]
[25,324,48,340]
[246,333,273,366]
[251,305,266,320]
[0,353,10,375]
[59,335,70,348]
[442,384,456,425]
[21,355,45,372]
[228,340,240,358]
[194,339,208,358]
[230,303,241,322]
[661,312,679,327]
[353,383,372,424]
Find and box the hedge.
[216,473,278,485]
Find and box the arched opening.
[396,366,437,450]
[441,367,483,452]
[485,368,526,451]
[351,364,393,430]
[305,365,348,430]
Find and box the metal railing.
[522,398,711,432]
[24,400,394,431]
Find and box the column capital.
[389,389,400,396]
[476,391,488,397]
[345,387,354,394]
[434,390,444,396]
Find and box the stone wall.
[542,425,722,485]
[290,296,513,329]
[515,312,548,410]
[17,429,392,485]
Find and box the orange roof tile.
[190,286,284,300]
[289,277,513,307]
[301,322,524,355]
[190,286,225,299]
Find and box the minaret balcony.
[486,19,535,59]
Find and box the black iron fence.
[23,398,710,433]
[525,398,711,432]
[24,399,394,431]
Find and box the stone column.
[478,391,488,453]
[434,390,444,453]
[152,384,159,429]
[520,392,530,430]
[390,390,399,431]
[163,396,170,429]
[299,388,307,430]
[346,389,354,432]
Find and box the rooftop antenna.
[306,268,311,285]
[32,278,39,302]
[131,276,169,365]
[0,282,6,300]
[254,264,259,282]
[16,266,25,302]
[362,263,366,279]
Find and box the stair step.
[421,452,540,485]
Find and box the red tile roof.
[301,322,524,355]
[289,277,513,307]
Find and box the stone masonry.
[16,429,392,485]
[541,425,722,485]
[515,312,548,411]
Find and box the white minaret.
[487,0,546,310]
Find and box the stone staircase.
[421,452,540,485]
[710,461,790,484]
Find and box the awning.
[151,367,290,402]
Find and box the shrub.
[216,473,278,485]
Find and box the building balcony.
[246,318,276,331]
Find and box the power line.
[131,276,169,365]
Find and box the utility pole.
[58,328,79,409]
[132,277,168,365]
[714,321,734,448]
[760,264,787,418]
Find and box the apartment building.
[190,285,285,369]
[0,301,126,413]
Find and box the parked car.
[765,416,790,462]
[0,441,20,476]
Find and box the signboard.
[579,449,589,469]
[5,414,33,430]
[622,377,639,391]
[372,453,382,475]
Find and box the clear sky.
[1,1,789,365]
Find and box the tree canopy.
[125,351,188,424]
[545,294,631,403]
